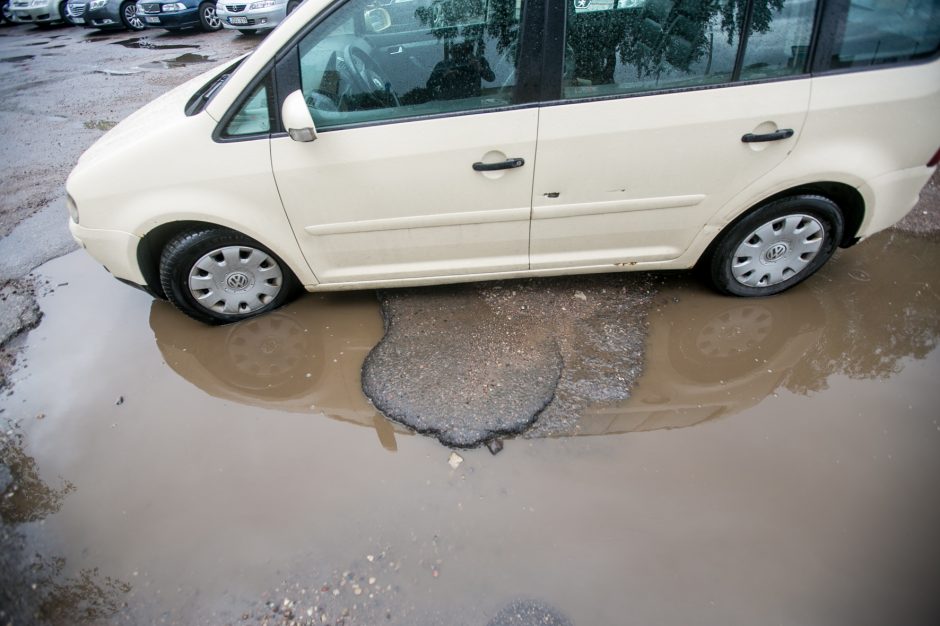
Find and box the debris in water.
[115,396,124,406]
[486,438,504,455]
[573,290,587,301]
[448,452,463,469]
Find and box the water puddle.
[112,36,198,51]
[2,230,938,624]
[140,53,215,69]
[0,55,34,63]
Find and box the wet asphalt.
[1,17,940,626]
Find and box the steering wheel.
[339,44,400,108]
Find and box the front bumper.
[11,6,62,23]
[138,7,199,29]
[81,6,124,28]
[69,219,148,287]
[216,5,284,30]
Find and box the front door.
[270,0,536,285]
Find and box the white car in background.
[9,0,75,26]
[215,0,300,35]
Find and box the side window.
[562,0,819,99]
[828,0,940,69]
[223,83,272,137]
[298,0,524,130]
[563,0,739,98]
[739,0,817,80]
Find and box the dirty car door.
[270,0,537,285]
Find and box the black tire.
[59,1,75,25]
[119,0,145,30]
[705,194,844,297]
[286,0,300,15]
[197,1,221,32]
[1,0,14,24]
[159,227,300,325]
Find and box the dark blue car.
[136,0,221,32]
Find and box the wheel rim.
[124,4,143,28]
[203,5,220,28]
[731,213,825,288]
[3,2,13,20]
[694,305,773,358]
[187,245,283,316]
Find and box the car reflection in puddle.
[150,293,407,451]
[149,229,940,449]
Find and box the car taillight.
[929,146,940,168]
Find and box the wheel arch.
[137,220,309,299]
[697,181,863,273]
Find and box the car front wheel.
[159,228,299,325]
[120,1,145,30]
[705,195,844,297]
[197,1,221,31]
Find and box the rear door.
[530,0,818,270]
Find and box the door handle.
[472,158,525,172]
[741,128,795,143]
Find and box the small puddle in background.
[0,55,34,63]
[83,119,118,131]
[141,53,215,69]
[2,230,939,625]
[112,36,198,51]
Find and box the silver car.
[215,0,300,35]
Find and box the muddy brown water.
[2,230,939,625]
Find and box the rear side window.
[827,0,940,69]
[562,0,818,100]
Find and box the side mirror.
[363,7,391,33]
[281,90,317,142]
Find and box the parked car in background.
[216,0,300,35]
[135,0,220,32]
[9,0,75,26]
[67,0,145,30]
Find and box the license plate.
[229,16,248,24]
[73,17,84,23]
[145,16,160,23]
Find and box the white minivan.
[66,0,940,324]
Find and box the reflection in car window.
[563,0,816,99]
[828,0,940,69]
[224,84,272,136]
[297,0,523,129]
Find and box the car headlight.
[247,0,275,8]
[89,0,107,8]
[161,2,186,10]
[66,194,79,224]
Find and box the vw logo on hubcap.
[225,272,252,291]
[763,242,789,263]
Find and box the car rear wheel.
[198,1,221,31]
[160,227,300,325]
[120,1,145,30]
[705,195,844,297]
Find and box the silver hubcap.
[125,4,143,28]
[731,214,824,288]
[188,246,283,315]
[203,5,220,28]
